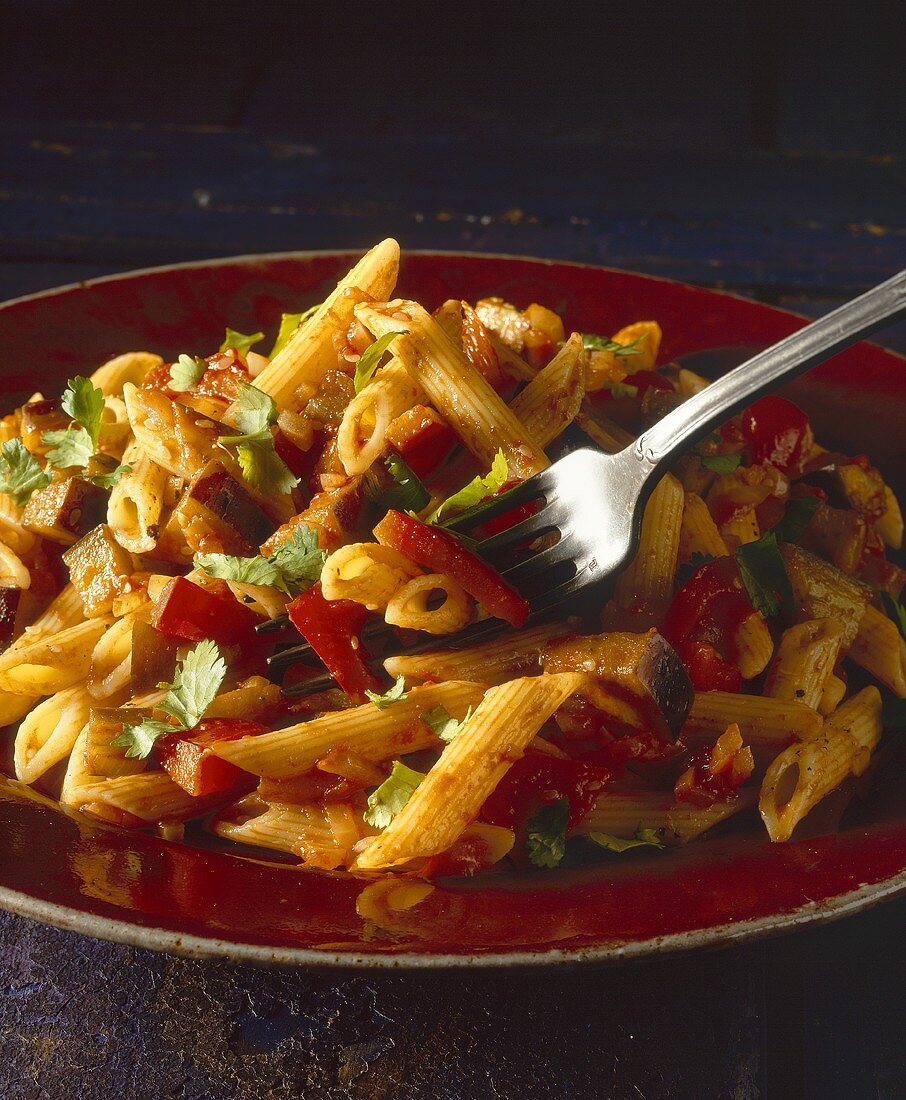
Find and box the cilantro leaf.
[370,452,430,513]
[159,639,227,730]
[772,496,820,544]
[197,523,325,596]
[233,382,278,435]
[735,532,792,618]
[42,425,95,470]
[581,333,644,356]
[354,331,407,393]
[365,675,407,710]
[89,464,132,489]
[526,797,570,868]
[197,553,283,590]
[267,525,326,591]
[700,452,743,474]
[421,704,472,742]
[112,716,176,760]
[169,354,207,393]
[881,591,906,642]
[60,376,105,449]
[224,430,299,495]
[271,305,321,357]
[882,694,906,730]
[589,827,665,853]
[109,640,227,759]
[220,328,264,357]
[0,439,50,506]
[363,760,425,828]
[429,449,509,524]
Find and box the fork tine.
[267,616,397,672]
[280,616,511,699]
[476,502,563,561]
[439,476,548,533]
[500,540,574,590]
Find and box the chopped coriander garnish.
[363,760,425,829]
[429,449,508,524]
[220,328,265,357]
[169,354,207,393]
[197,523,325,597]
[271,305,321,358]
[526,797,570,869]
[365,675,407,710]
[421,704,472,742]
[353,331,407,393]
[700,452,742,474]
[112,639,227,759]
[0,439,50,506]
[581,333,645,356]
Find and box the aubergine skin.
[543,630,693,741]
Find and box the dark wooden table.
[1,3,905,1095]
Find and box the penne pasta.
[356,300,549,479]
[212,681,488,778]
[759,687,883,841]
[246,238,401,411]
[576,787,757,844]
[508,334,587,449]
[614,473,684,609]
[107,439,169,554]
[90,351,163,397]
[764,619,844,711]
[14,685,93,785]
[353,672,584,870]
[678,492,728,560]
[849,604,906,697]
[682,690,823,749]
[336,361,423,476]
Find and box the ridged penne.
[678,492,728,560]
[246,239,401,411]
[508,333,586,449]
[384,573,473,634]
[681,690,823,749]
[336,361,423,476]
[107,439,169,553]
[614,473,684,609]
[0,616,113,695]
[849,604,906,696]
[384,622,567,686]
[576,787,757,844]
[353,672,584,870]
[320,542,420,611]
[356,300,549,479]
[764,619,844,710]
[732,611,774,679]
[212,681,488,777]
[123,383,219,478]
[14,685,93,785]
[759,687,883,841]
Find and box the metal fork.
[273,270,906,698]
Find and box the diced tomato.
[740,396,811,472]
[156,718,266,798]
[150,576,260,650]
[480,497,538,538]
[143,350,250,402]
[286,583,382,703]
[676,641,742,692]
[373,509,530,628]
[386,406,457,479]
[482,755,611,833]
[422,833,496,878]
[580,729,686,770]
[674,726,753,807]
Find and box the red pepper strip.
[482,755,612,832]
[150,576,260,649]
[740,395,811,472]
[156,718,266,798]
[386,406,457,479]
[676,641,742,693]
[286,583,382,703]
[373,509,530,628]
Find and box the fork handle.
[632,269,906,474]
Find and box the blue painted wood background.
[0,1,904,1095]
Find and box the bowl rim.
[1,247,904,968]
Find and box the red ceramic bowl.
[0,251,903,967]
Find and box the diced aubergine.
[87,707,154,777]
[130,619,181,694]
[780,543,872,649]
[543,630,693,741]
[0,587,21,651]
[22,477,108,546]
[62,523,136,616]
[16,398,71,455]
[173,461,273,557]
